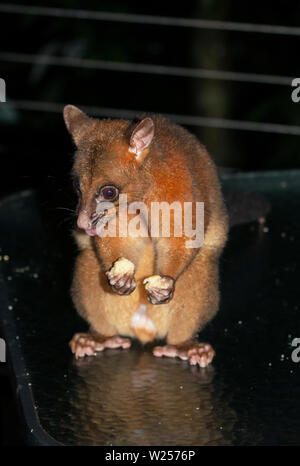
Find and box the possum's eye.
[99,185,119,201]
[73,178,81,196]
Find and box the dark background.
[1,0,300,445]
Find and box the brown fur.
[64,106,228,349]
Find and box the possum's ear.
[63,105,93,145]
[129,117,154,162]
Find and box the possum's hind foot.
[69,333,131,359]
[153,341,215,368]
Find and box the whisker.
[55,206,77,214]
[57,216,76,229]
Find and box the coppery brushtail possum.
[63,105,229,367]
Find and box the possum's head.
[63,105,155,236]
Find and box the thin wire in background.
[1,3,300,36]
[0,52,293,86]
[0,3,299,135]
[7,100,300,136]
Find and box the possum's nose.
[77,210,92,230]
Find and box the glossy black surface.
[0,171,299,445]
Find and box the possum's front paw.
[106,257,136,295]
[143,275,174,304]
